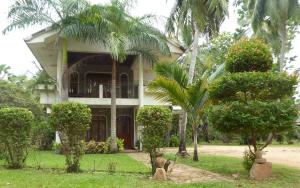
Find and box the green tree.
[50,102,91,173]
[209,38,298,158]
[136,106,172,175]
[166,0,229,155]
[248,0,300,71]
[148,62,224,161]
[63,1,170,152]
[0,107,34,169]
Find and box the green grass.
[1,150,300,187]
[165,153,300,188]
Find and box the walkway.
[127,152,231,184]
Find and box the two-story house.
[25,28,183,149]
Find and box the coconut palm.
[166,0,228,155]
[63,1,170,151]
[148,62,224,161]
[248,0,300,71]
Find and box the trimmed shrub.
[225,38,272,73]
[0,107,34,168]
[242,150,256,171]
[136,106,172,175]
[209,38,298,158]
[50,102,91,173]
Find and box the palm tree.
[166,0,228,155]
[249,0,300,71]
[3,0,89,100]
[148,62,224,161]
[63,1,170,152]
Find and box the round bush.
[0,107,34,168]
[225,38,272,73]
[136,106,172,175]
[50,102,91,173]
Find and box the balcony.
[69,83,139,99]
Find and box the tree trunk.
[193,125,199,161]
[188,24,200,84]
[178,23,201,156]
[279,25,287,72]
[178,112,187,155]
[110,60,118,153]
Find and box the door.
[117,116,133,149]
[87,115,107,142]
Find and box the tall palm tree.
[249,0,300,71]
[63,1,170,151]
[148,62,224,161]
[166,0,228,155]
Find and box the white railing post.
[99,84,103,98]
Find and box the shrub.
[0,143,5,160]
[107,161,117,174]
[136,106,172,175]
[50,102,91,173]
[32,120,55,150]
[105,137,124,153]
[225,38,272,73]
[84,140,106,154]
[242,150,256,171]
[169,135,179,147]
[0,107,34,168]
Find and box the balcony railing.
[69,84,139,98]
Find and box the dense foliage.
[136,106,172,175]
[0,107,34,168]
[31,120,55,150]
[209,38,298,155]
[84,138,124,154]
[225,38,272,72]
[50,102,91,173]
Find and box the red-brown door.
[87,115,107,142]
[117,116,133,149]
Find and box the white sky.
[0,0,299,76]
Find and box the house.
[25,28,184,149]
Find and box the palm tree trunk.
[193,125,199,161]
[279,25,287,72]
[188,24,200,84]
[178,112,187,155]
[110,60,118,153]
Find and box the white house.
[25,28,184,149]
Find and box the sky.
[0,0,299,76]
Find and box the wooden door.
[87,115,107,142]
[117,116,133,149]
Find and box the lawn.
[166,153,300,188]
[1,150,300,188]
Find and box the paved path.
[164,145,300,169]
[127,152,231,184]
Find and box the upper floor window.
[69,72,79,96]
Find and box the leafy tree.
[166,0,229,155]
[148,62,224,161]
[136,106,172,175]
[209,38,298,156]
[50,102,91,173]
[0,107,34,169]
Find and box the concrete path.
[164,145,300,169]
[127,152,231,184]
